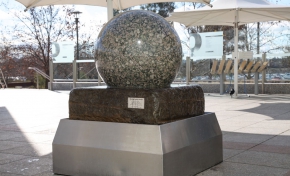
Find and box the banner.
[189,32,223,58]
[51,41,74,63]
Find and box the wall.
[198,83,290,94]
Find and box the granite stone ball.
[95,10,182,89]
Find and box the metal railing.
[49,52,290,92]
[0,68,8,88]
[28,67,51,81]
[51,59,103,89]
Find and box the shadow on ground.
[0,106,57,176]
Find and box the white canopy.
[16,0,211,11]
[166,0,290,27]
[166,0,290,97]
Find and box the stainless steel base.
[53,112,223,176]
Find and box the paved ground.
[0,89,290,176]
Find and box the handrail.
[0,68,8,88]
[28,67,52,81]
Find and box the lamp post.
[72,11,82,88]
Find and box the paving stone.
[214,111,247,118]
[247,108,288,117]
[0,111,14,120]
[282,130,290,135]
[229,103,267,111]
[219,120,259,127]
[0,123,55,132]
[197,161,289,176]
[0,153,30,165]
[274,112,290,120]
[227,150,290,169]
[223,141,257,150]
[223,132,274,144]
[284,170,290,176]
[9,133,54,143]
[223,149,244,160]
[228,114,272,121]
[263,135,290,147]
[32,170,65,176]
[0,172,23,176]
[0,124,22,131]
[0,119,17,125]
[24,125,59,134]
[250,144,290,154]
[0,157,51,175]
[235,127,287,135]
[221,126,244,134]
[0,141,29,151]
[248,120,290,129]
[12,127,58,134]
[1,144,52,158]
[0,131,24,141]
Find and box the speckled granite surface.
[69,85,204,125]
[95,10,182,89]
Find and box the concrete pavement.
[0,89,290,176]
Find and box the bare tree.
[0,33,17,84]
[2,4,75,88]
[240,21,289,54]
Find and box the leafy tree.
[113,8,132,17]
[140,3,176,18]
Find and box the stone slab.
[69,85,204,124]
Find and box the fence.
[49,53,290,94]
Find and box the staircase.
[28,67,52,81]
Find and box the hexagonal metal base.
[53,112,222,176]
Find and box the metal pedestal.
[53,112,223,176]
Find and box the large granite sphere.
[95,10,182,89]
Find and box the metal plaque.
[128,97,145,109]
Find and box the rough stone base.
[69,85,204,125]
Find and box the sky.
[1,0,290,55]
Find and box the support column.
[186,56,190,85]
[107,0,113,20]
[262,53,266,94]
[37,73,39,89]
[220,55,225,95]
[98,72,101,86]
[234,10,239,97]
[233,52,238,97]
[49,59,54,91]
[73,60,77,88]
[220,71,225,95]
[254,72,259,95]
